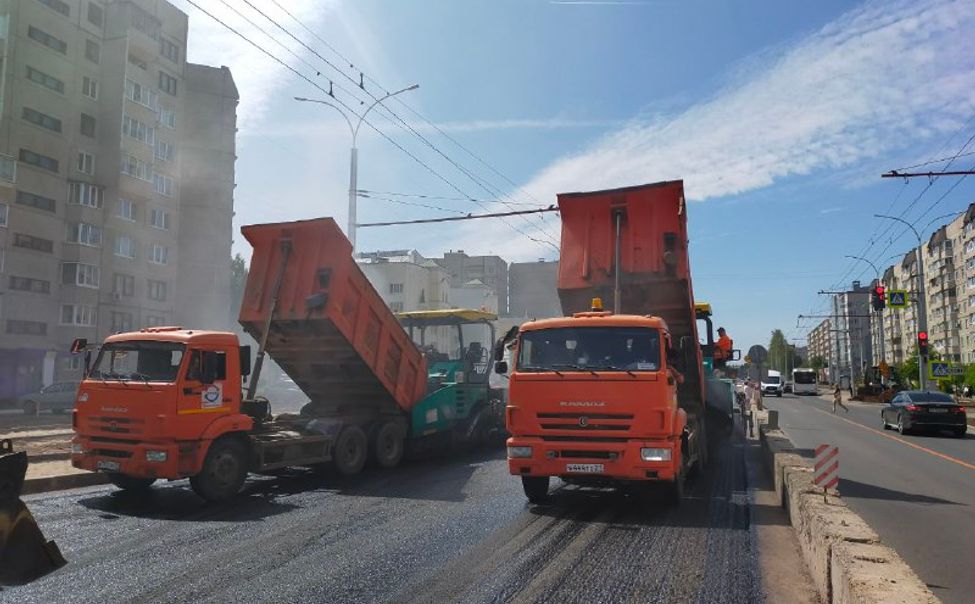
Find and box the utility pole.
[845,255,884,383]
[875,215,928,390]
[295,83,419,252]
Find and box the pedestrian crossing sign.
[888,290,908,308]
[929,362,950,380]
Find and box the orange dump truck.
[70,218,503,501]
[500,181,711,503]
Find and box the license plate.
[928,408,948,413]
[565,463,604,473]
[96,460,120,472]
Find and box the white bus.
[792,368,818,395]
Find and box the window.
[68,182,103,208]
[145,315,166,327]
[122,115,154,146]
[6,320,47,336]
[0,155,14,183]
[155,140,174,162]
[113,273,135,297]
[16,190,56,213]
[26,66,64,93]
[116,198,137,221]
[124,79,158,109]
[13,233,54,253]
[111,312,133,333]
[150,244,169,265]
[19,149,59,173]
[77,152,95,175]
[37,0,70,16]
[85,40,100,64]
[158,71,178,96]
[160,37,180,63]
[82,76,98,99]
[87,2,104,27]
[0,203,6,227]
[10,275,51,294]
[130,5,161,40]
[149,208,170,230]
[27,26,67,54]
[67,222,102,247]
[517,326,662,372]
[120,154,151,181]
[389,283,404,294]
[115,235,136,259]
[127,54,147,70]
[389,301,404,313]
[61,304,96,326]
[80,113,96,137]
[62,263,100,288]
[153,173,174,197]
[147,279,167,301]
[22,107,61,132]
[159,106,176,129]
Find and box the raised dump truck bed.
[556,180,704,410]
[239,218,427,415]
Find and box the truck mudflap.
[0,439,67,586]
[506,437,680,482]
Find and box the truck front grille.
[89,416,144,436]
[536,412,632,432]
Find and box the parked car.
[881,390,967,437]
[17,382,80,415]
[783,381,793,393]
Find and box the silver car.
[18,382,80,415]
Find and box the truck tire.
[190,438,248,502]
[663,471,685,506]
[334,425,368,476]
[521,476,549,504]
[108,474,156,492]
[373,422,405,469]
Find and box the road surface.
[767,392,975,604]
[2,431,812,603]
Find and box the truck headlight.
[71,443,86,455]
[146,450,168,462]
[507,446,533,458]
[640,448,671,462]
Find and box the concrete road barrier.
[759,425,939,604]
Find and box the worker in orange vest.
[714,327,733,366]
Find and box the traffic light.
[872,285,886,311]
[917,331,929,356]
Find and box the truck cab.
[71,327,254,493]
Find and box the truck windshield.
[764,376,781,384]
[90,341,186,383]
[793,371,816,384]
[517,327,660,372]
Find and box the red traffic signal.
[917,331,929,355]
[872,285,886,310]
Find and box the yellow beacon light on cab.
[591,297,604,311]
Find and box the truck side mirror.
[731,349,742,361]
[494,360,508,375]
[70,338,88,353]
[239,346,252,377]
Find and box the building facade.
[508,259,560,319]
[829,281,873,385]
[0,0,236,402]
[435,250,508,315]
[807,319,831,380]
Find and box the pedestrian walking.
[750,379,764,412]
[832,384,849,413]
[740,382,754,437]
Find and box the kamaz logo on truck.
[560,401,606,407]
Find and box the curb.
[22,471,109,495]
[759,424,939,604]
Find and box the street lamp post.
[874,214,927,390]
[845,254,884,384]
[295,84,419,252]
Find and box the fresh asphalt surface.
[766,391,975,604]
[4,433,770,603]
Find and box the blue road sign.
[888,290,908,308]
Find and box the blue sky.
[173,0,975,353]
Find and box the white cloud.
[460,0,975,261]
[172,0,337,130]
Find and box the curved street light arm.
[293,97,354,139]
[352,84,420,145]
[874,213,921,245]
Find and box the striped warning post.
[814,444,839,490]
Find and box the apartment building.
[807,319,831,379]
[508,259,560,319]
[435,250,508,315]
[958,205,975,363]
[924,223,961,362]
[828,281,873,385]
[0,0,236,401]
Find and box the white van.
[762,370,783,397]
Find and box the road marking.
[809,406,975,472]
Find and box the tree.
[230,253,248,323]
[767,329,801,374]
[810,356,826,372]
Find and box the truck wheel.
[663,471,685,505]
[108,474,156,492]
[190,438,248,502]
[521,476,549,504]
[334,425,368,476]
[373,422,405,469]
